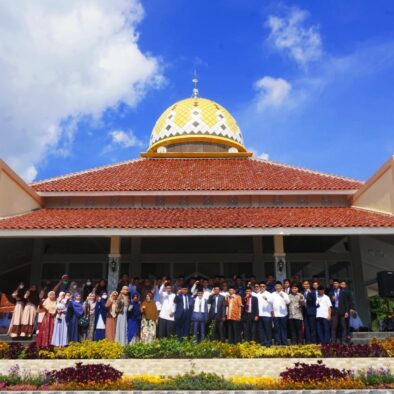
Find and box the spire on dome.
[192,71,199,98]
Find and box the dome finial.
[192,70,199,98]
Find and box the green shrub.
[132,372,251,390]
[124,337,239,359]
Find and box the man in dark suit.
[242,287,259,341]
[208,286,226,341]
[174,286,192,340]
[329,279,354,343]
[302,280,317,344]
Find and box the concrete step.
[351,331,393,343]
[0,334,35,344]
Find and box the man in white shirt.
[191,289,209,341]
[255,282,274,346]
[316,285,332,344]
[271,281,290,345]
[158,279,176,338]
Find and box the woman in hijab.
[105,291,118,342]
[66,293,83,342]
[140,291,158,344]
[8,282,25,338]
[69,281,79,296]
[95,279,108,296]
[94,292,107,341]
[51,292,68,347]
[82,279,94,300]
[127,293,141,343]
[82,293,97,341]
[36,291,57,348]
[20,285,40,338]
[115,286,129,345]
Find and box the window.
[173,263,196,278]
[198,263,221,277]
[141,237,252,254]
[68,263,103,280]
[42,263,66,280]
[44,238,109,254]
[328,261,351,280]
[290,261,325,280]
[264,261,275,277]
[141,263,170,278]
[224,263,253,278]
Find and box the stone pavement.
[0,358,393,377]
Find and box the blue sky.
[1,1,394,182]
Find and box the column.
[252,236,265,281]
[274,234,287,282]
[30,238,44,286]
[349,236,371,327]
[130,237,142,277]
[108,236,121,293]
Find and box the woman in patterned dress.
[105,291,118,342]
[140,292,158,344]
[36,291,57,348]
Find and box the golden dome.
[147,97,247,154]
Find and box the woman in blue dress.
[127,293,141,343]
[94,292,107,341]
[66,293,83,342]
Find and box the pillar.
[30,238,44,286]
[274,234,287,282]
[108,236,121,293]
[130,237,141,277]
[252,236,265,281]
[349,236,371,327]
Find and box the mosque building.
[1,80,394,325]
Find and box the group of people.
[5,272,360,347]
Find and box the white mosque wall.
[359,235,394,296]
[353,156,394,215]
[0,161,41,217]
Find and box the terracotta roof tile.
[0,207,393,230]
[31,158,363,192]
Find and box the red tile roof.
[1,207,393,230]
[31,158,363,193]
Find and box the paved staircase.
[351,331,393,344]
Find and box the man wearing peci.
[207,286,226,341]
[302,280,317,344]
[174,285,193,340]
[329,279,354,343]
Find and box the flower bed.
[0,361,392,390]
[0,338,392,359]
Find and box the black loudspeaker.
[377,271,394,297]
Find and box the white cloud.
[249,148,269,160]
[108,129,143,149]
[266,7,322,67]
[0,0,163,182]
[254,76,291,111]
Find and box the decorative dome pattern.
[148,97,246,151]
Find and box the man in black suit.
[242,287,259,341]
[174,285,192,340]
[302,280,317,344]
[329,279,354,343]
[208,286,226,341]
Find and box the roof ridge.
[31,158,144,186]
[250,157,363,184]
[351,206,394,218]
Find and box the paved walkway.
[0,358,392,377]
